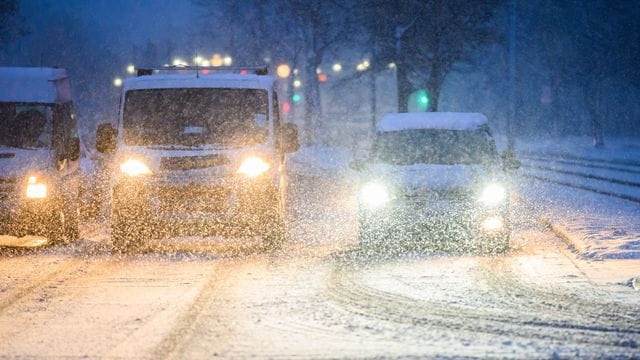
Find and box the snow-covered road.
[0,175,639,358]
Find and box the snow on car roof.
[377,112,488,133]
[0,67,71,103]
[123,73,276,91]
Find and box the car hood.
[365,162,500,191]
[0,146,51,179]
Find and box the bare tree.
[0,0,28,51]
[359,0,503,112]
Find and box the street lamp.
[113,77,123,87]
[211,54,223,67]
[276,64,291,78]
[332,63,342,73]
[223,56,233,66]
[172,58,187,66]
[293,79,302,88]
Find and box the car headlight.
[120,159,152,176]
[478,183,506,206]
[25,176,47,199]
[238,156,270,177]
[359,182,390,209]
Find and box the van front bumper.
[112,174,279,237]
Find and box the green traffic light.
[292,94,301,103]
[416,90,429,110]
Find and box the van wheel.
[111,205,148,253]
[46,208,67,245]
[263,212,285,251]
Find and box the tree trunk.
[583,85,604,148]
[396,62,411,112]
[303,58,322,145]
[427,85,440,112]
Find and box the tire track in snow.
[0,257,85,313]
[325,257,640,353]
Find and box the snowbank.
[516,136,640,259]
[287,145,352,177]
[377,112,488,133]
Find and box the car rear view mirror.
[96,123,117,154]
[281,123,299,153]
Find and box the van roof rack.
[136,66,268,77]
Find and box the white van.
[351,112,520,253]
[0,67,81,245]
[95,66,299,252]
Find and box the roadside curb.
[539,215,588,254]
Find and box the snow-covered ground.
[516,136,640,259]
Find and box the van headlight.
[359,182,390,209]
[237,156,270,177]
[120,159,152,176]
[25,176,47,199]
[478,183,506,206]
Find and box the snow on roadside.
[516,136,640,260]
[287,145,353,178]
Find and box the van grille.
[156,185,230,212]
[160,155,230,171]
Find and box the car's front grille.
[156,184,230,213]
[403,188,471,203]
[160,155,230,171]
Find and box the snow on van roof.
[0,67,71,103]
[377,112,488,132]
[124,73,276,91]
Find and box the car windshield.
[122,88,269,146]
[0,103,52,149]
[373,128,498,165]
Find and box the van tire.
[111,205,148,253]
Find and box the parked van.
[95,66,299,252]
[0,67,81,245]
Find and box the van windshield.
[373,129,498,165]
[123,88,269,146]
[0,103,52,149]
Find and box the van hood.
[0,146,50,179]
[366,162,500,191]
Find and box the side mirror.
[96,123,117,154]
[67,137,80,161]
[281,123,299,153]
[502,149,521,170]
[349,159,367,172]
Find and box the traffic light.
[417,90,429,109]
[292,94,301,103]
[408,90,429,112]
